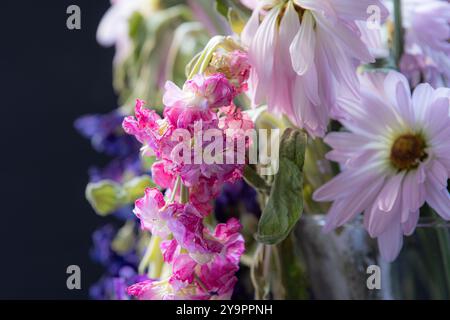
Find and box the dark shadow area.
[0,0,117,298]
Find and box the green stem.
[169,176,182,203]
[180,183,189,204]
[187,35,225,79]
[138,235,163,276]
[393,0,404,68]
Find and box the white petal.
[323,176,384,232]
[384,71,413,126]
[377,220,403,262]
[402,209,420,236]
[294,0,337,20]
[241,3,261,47]
[249,6,280,105]
[367,190,402,237]
[290,10,316,75]
[313,165,382,202]
[425,181,450,220]
[377,172,405,212]
[401,171,425,222]
[412,83,434,122]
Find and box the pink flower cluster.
[122,70,251,299]
[129,190,244,299]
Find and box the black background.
[0,0,117,298]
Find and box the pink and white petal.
[241,2,261,47]
[359,71,388,99]
[331,0,389,22]
[314,13,373,63]
[290,10,315,76]
[291,76,322,136]
[428,160,448,189]
[324,131,368,151]
[172,254,197,283]
[294,0,337,20]
[249,6,280,105]
[402,209,420,236]
[163,81,186,107]
[323,175,384,232]
[377,172,405,212]
[315,24,361,99]
[314,34,337,115]
[425,181,450,220]
[430,126,450,152]
[303,62,320,106]
[432,88,450,103]
[401,170,425,222]
[313,165,382,202]
[267,1,298,115]
[240,0,259,10]
[345,149,381,169]
[412,83,434,123]
[425,97,450,138]
[324,132,374,165]
[384,71,414,126]
[367,190,402,237]
[349,90,401,137]
[377,220,403,262]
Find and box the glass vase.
[295,215,450,300]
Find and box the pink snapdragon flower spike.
[241,0,388,137]
[123,69,251,299]
[313,70,450,262]
[128,217,244,299]
[397,0,450,88]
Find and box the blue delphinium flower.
[75,110,140,157]
[89,224,146,300]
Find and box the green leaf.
[85,180,126,216]
[141,155,158,172]
[215,0,251,21]
[227,7,246,35]
[111,221,136,254]
[256,128,307,244]
[128,12,144,41]
[243,165,270,193]
[123,175,155,203]
[215,0,229,18]
[85,175,154,216]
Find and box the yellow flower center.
[390,133,427,171]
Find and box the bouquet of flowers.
[76,0,450,300]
